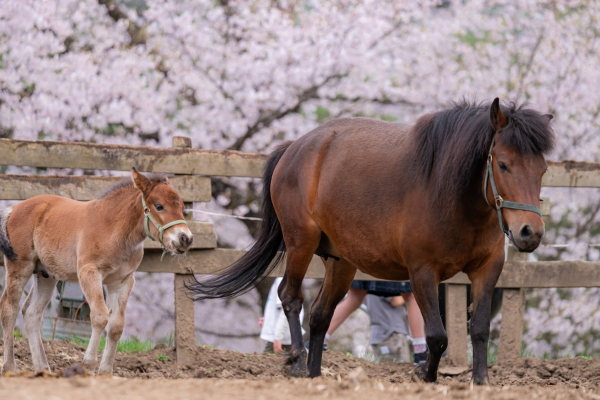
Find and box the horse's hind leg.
[22,273,57,372]
[307,257,357,378]
[98,273,135,375]
[409,268,446,383]
[277,223,321,378]
[0,259,34,373]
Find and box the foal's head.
[131,168,194,254]
[487,99,554,252]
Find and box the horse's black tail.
[186,141,292,300]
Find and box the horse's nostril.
[179,234,193,247]
[520,225,533,241]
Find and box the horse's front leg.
[468,256,504,386]
[409,269,446,383]
[98,273,135,375]
[78,263,109,373]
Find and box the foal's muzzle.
[173,232,194,253]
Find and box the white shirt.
[259,277,305,344]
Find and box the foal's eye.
[155,204,164,211]
[498,162,508,172]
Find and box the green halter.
[142,196,188,261]
[483,138,543,236]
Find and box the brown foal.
[189,99,555,385]
[0,169,193,375]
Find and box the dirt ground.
[3,339,600,399]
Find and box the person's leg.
[402,292,427,362]
[326,287,367,335]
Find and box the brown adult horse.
[189,99,555,385]
[0,169,193,375]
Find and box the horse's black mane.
[98,173,168,199]
[412,99,555,204]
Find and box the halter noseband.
[483,137,543,236]
[142,196,188,260]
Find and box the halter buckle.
[495,195,503,208]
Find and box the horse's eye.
[155,204,164,211]
[498,162,508,172]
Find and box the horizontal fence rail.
[0,139,267,177]
[0,174,211,202]
[1,139,600,185]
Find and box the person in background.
[326,281,428,364]
[366,294,411,362]
[259,277,305,353]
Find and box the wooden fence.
[0,137,599,365]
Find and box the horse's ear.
[131,167,151,194]
[543,114,554,121]
[490,98,508,131]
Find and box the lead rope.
[142,197,188,261]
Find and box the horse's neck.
[99,189,147,249]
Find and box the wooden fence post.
[173,136,196,364]
[497,245,528,364]
[445,283,468,366]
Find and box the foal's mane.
[411,99,555,205]
[98,173,168,199]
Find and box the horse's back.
[7,195,89,271]
[272,117,415,277]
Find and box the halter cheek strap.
[142,197,188,261]
[483,138,543,236]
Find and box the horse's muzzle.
[510,224,544,253]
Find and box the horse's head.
[486,98,555,252]
[131,168,194,254]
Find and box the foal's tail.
[186,141,293,300]
[0,207,16,261]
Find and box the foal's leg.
[98,274,135,375]
[78,264,109,373]
[277,226,321,378]
[468,258,503,385]
[0,260,34,373]
[307,257,356,378]
[410,269,446,383]
[22,274,57,372]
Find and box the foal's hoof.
[286,348,309,378]
[1,363,16,375]
[82,359,98,375]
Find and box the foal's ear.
[490,97,508,131]
[131,167,151,193]
[543,114,554,121]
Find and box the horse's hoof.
[410,363,426,382]
[82,358,98,374]
[470,375,490,386]
[411,363,437,383]
[286,348,309,378]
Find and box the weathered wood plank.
[143,221,216,250]
[174,273,196,364]
[544,160,600,187]
[1,139,599,185]
[497,245,527,364]
[0,174,211,202]
[445,284,469,367]
[0,139,267,178]
[497,288,526,365]
[136,249,600,289]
